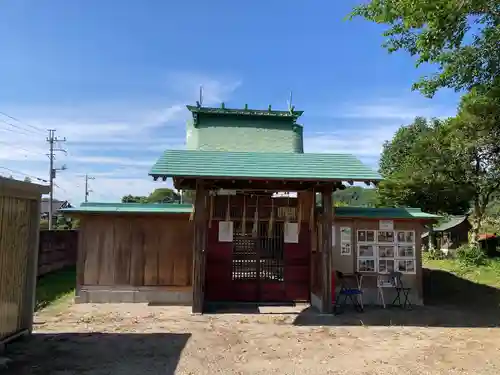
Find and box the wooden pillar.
[321,186,333,313]
[192,180,207,314]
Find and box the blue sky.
[0,0,460,203]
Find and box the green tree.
[350,0,500,96]
[24,177,31,183]
[121,195,148,203]
[377,117,472,214]
[147,188,180,203]
[428,85,500,240]
[333,186,377,207]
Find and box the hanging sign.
[379,220,394,231]
[284,222,299,243]
[218,221,234,242]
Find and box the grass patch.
[36,266,76,311]
[423,253,500,288]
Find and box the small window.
[396,231,415,244]
[358,259,376,272]
[378,231,395,243]
[378,259,395,274]
[396,259,415,273]
[358,244,375,257]
[357,230,375,243]
[397,245,415,258]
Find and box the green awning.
[149,150,382,182]
[62,202,193,214]
[333,207,441,220]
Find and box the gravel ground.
[3,303,500,375]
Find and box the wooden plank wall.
[80,215,193,287]
[0,196,38,342]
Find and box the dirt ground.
[3,302,500,375]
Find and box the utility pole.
[84,174,95,202]
[47,129,67,230]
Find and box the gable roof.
[149,150,382,182]
[41,198,71,214]
[62,202,193,214]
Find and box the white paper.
[379,220,394,230]
[340,227,351,242]
[341,242,352,256]
[284,222,299,243]
[218,221,234,242]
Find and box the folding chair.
[334,271,364,314]
[390,271,412,309]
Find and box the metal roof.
[62,202,193,214]
[149,150,382,182]
[334,207,440,220]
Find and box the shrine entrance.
[204,193,311,304]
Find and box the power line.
[0,119,34,137]
[47,129,67,230]
[0,166,48,183]
[0,110,46,134]
[0,140,46,157]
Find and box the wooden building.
[63,203,193,304]
[421,215,471,254]
[0,177,48,347]
[66,103,439,314]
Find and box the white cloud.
[0,72,241,203]
[335,97,455,121]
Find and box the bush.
[427,247,446,260]
[456,244,487,266]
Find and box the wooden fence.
[38,230,78,276]
[0,177,48,346]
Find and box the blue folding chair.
[334,271,364,314]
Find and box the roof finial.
[244,104,248,110]
[288,90,293,113]
[268,104,272,112]
[221,102,225,109]
[199,85,203,107]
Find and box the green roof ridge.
[186,105,304,118]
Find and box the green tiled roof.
[62,202,193,214]
[187,105,303,119]
[333,207,440,220]
[149,150,382,181]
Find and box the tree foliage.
[350,0,500,96]
[334,186,377,207]
[377,117,472,214]
[428,85,500,239]
[121,188,183,204]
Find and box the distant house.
[421,215,471,254]
[40,198,72,220]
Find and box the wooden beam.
[321,186,333,313]
[191,180,207,314]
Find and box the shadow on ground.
[2,332,190,375]
[294,268,500,328]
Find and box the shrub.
[427,247,446,260]
[456,244,487,266]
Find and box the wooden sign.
[218,221,233,242]
[284,222,299,243]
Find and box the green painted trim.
[62,202,193,214]
[333,207,441,220]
